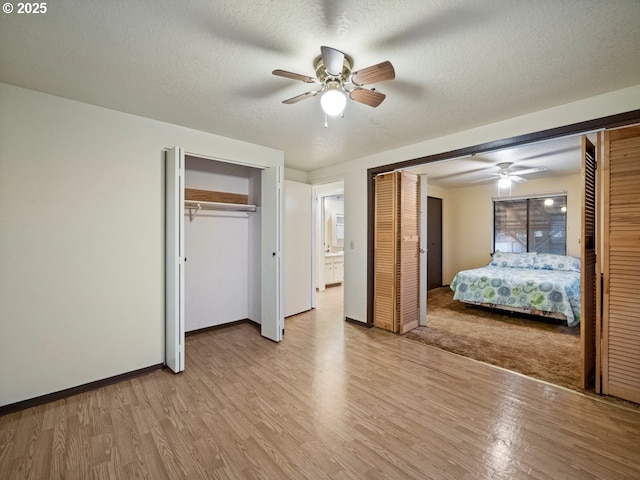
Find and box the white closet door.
[165,147,185,372]
[261,165,283,341]
[284,180,313,317]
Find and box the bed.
[450,252,582,327]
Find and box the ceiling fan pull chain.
[324,113,328,128]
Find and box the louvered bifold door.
[601,125,640,403]
[374,173,398,332]
[580,136,597,389]
[399,172,420,334]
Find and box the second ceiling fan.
[273,46,395,117]
[474,162,548,188]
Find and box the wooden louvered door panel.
[580,136,597,390]
[399,172,420,334]
[374,173,398,332]
[601,125,640,403]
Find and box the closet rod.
[185,200,257,221]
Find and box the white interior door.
[261,165,283,341]
[284,180,313,317]
[165,147,185,372]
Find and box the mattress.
[450,266,581,327]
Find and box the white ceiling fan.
[272,46,395,120]
[473,162,548,188]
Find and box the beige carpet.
[405,287,581,390]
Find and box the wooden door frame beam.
[366,109,640,326]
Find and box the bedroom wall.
[284,168,308,183]
[0,83,283,407]
[444,174,581,284]
[307,84,640,324]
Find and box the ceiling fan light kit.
[273,46,395,125]
[320,83,347,116]
[498,176,512,189]
[493,162,547,190]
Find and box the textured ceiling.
[1,0,640,172]
[406,135,585,189]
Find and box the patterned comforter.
[450,266,581,327]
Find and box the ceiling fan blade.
[511,166,548,176]
[321,46,345,76]
[351,61,396,86]
[510,175,527,183]
[470,175,500,183]
[282,90,321,104]
[272,69,318,83]
[349,88,386,107]
[431,166,495,181]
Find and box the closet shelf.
[185,200,257,221]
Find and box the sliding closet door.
[601,125,640,403]
[580,136,597,389]
[165,147,185,373]
[399,171,420,334]
[261,165,283,342]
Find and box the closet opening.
[183,155,263,334]
[165,147,283,373]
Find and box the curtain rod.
[492,191,567,202]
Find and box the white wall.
[0,83,283,407]
[308,84,640,324]
[185,213,249,330]
[284,168,308,183]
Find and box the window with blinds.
[494,195,567,254]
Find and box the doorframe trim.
[366,109,640,326]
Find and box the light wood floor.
[2,286,640,479]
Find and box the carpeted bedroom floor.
[405,287,581,390]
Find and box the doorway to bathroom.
[314,181,345,316]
